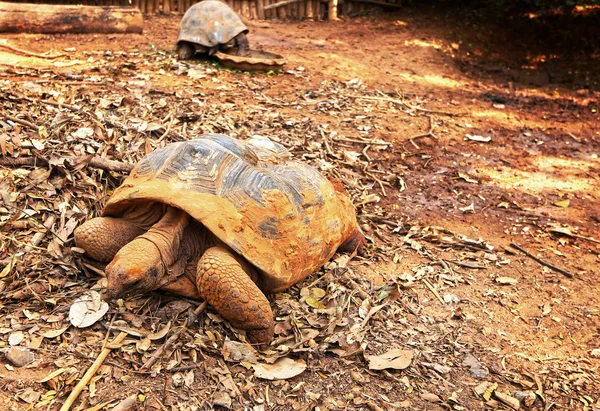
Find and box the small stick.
[510,243,574,279]
[332,137,391,146]
[0,155,133,173]
[60,331,128,411]
[353,95,463,116]
[4,115,39,131]
[422,278,446,305]
[110,395,137,411]
[409,116,438,141]
[86,401,113,411]
[0,41,63,59]
[141,301,207,371]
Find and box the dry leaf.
[366,348,414,370]
[69,290,109,328]
[42,327,69,339]
[252,357,307,380]
[223,340,258,364]
[148,321,171,340]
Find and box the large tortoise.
[177,0,250,60]
[74,134,365,345]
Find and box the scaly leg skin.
[196,246,273,347]
[74,217,145,262]
[235,33,250,57]
[337,228,366,256]
[103,207,190,300]
[177,42,195,60]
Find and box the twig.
[341,269,370,300]
[510,243,574,279]
[86,401,113,411]
[4,115,39,131]
[409,116,438,141]
[0,155,133,173]
[353,95,463,116]
[422,278,446,305]
[109,395,137,411]
[40,99,83,112]
[0,41,63,59]
[60,331,128,411]
[332,137,391,146]
[141,301,207,371]
[2,203,65,245]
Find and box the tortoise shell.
[177,1,248,49]
[102,134,360,293]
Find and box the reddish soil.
[0,5,599,411]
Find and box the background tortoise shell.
[177,0,248,49]
[102,134,360,293]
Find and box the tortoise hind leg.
[234,32,250,57]
[74,217,145,262]
[177,41,195,60]
[196,246,274,346]
[337,228,366,255]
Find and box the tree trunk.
[0,2,143,34]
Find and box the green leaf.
[553,199,570,208]
[311,288,326,298]
[306,298,325,309]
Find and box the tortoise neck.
[122,202,167,230]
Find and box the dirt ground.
[1,4,599,411]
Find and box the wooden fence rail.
[2,0,405,20]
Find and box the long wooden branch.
[510,243,574,279]
[0,155,134,173]
[264,0,303,10]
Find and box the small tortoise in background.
[177,0,250,60]
[75,134,365,345]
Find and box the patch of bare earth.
[0,6,599,411]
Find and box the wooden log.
[163,0,171,13]
[256,0,264,19]
[298,0,305,18]
[328,0,337,20]
[241,0,249,17]
[0,2,143,33]
[263,0,301,10]
[265,0,272,18]
[305,0,313,19]
[250,1,257,19]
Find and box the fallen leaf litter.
[1,18,599,411]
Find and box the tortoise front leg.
[234,32,250,57]
[196,246,274,346]
[177,41,196,60]
[75,217,145,262]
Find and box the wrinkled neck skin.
[105,206,225,299]
[121,202,167,231]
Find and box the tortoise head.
[103,237,165,301]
